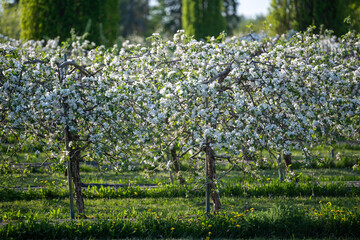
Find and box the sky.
[237,0,272,18]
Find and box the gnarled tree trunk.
[277,153,284,181]
[171,148,186,184]
[69,142,85,217]
[283,152,292,172]
[205,145,221,213]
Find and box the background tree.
[0,0,20,39]
[347,1,360,31]
[267,0,297,35]
[182,0,226,40]
[151,0,238,36]
[223,0,240,35]
[150,0,182,35]
[118,0,150,37]
[19,0,119,45]
[267,0,360,35]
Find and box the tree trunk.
[205,145,221,213]
[277,153,284,181]
[171,148,186,184]
[283,152,292,172]
[70,144,85,217]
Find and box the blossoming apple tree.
[0,36,140,217]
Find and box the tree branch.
[59,61,92,77]
[201,65,232,84]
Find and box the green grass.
[1,166,359,189]
[2,142,359,168]
[1,196,358,221]
[256,143,360,169]
[1,178,359,202]
[0,172,68,189]
[1,143,359,238]
[1,196,359,239]
[0,165,359,239]
[294,168,360,181]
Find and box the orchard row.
[1,29,359,213]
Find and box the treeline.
[19,0,119,45]
[0,0,359,45]
[267,0,360,36]
[0,0,238,44]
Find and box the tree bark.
[277,153,284,181]
[283,152,292,172]
[70,144,85,217]
[205,145,221,213]
[171,148,186,184]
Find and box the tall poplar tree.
[182,0,226,40]
[19,0,119,45]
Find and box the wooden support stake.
[205,97,210,215]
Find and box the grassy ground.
[1,196,359,221]
[1,166,359,238]
[1,195,359,239]
[1,166,359,189]
[2,142,359,189]
[1,143,359,239]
